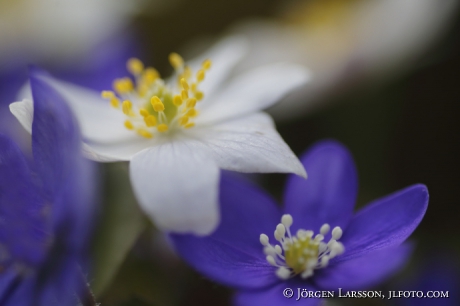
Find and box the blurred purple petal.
[0,135,48,267]
[284,140,358,232]
[30,71,97,254]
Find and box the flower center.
[101,54,212,139]
[260,214,344,280]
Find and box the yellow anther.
[127,58,144,75]
[194,91,204,101]
[180,78,189,91]
[137,84,149,97]
[113,79,125,93]
[173,95,183,106]
[152,103,165,112]
[122,100,133,116]
[137,129,153,139]
[143,67,160,83]
[179,116,189,126]
[144,115,157,127]
[186,98,197,108]
[139,108,149,117]
[186,108,198,117]
[181,90,189,100]
[169,53,184,70]
[124,120,134,130]
[114,78,134,94]
[151,96,162,105]
[151,96,165,112]
[202,59,212,70]
[110,98,120,108]
[184,122,195,129]
[124,78,134,91]
[101,90,115,99]
[157,124,168,132]
[183,66,192,79]
[196,69,205,82]
[191,83,197,92]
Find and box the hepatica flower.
[170,141,429,306]
[11,36,310,235]
[0,73,96,305]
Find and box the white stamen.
[281,214,293,227]
[264,246,276,256]
[301,269,313,279]
[332,227,343,240]
[320,223,330,235]
[260,214,345,281]
[314,234,324,241]
[260,234,269,246]
[266,255,277,266]
[276,224,286,237]
[275,245,283,255]
[276,267,291,279]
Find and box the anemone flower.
[228,0,457,121]
[0,0,143,66]
[11,36,310,235]
[0,72,97,305]
[170,140,429,305]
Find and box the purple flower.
[170,140,429,306]
[0,69,97,305]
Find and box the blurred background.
[1,0,459,305]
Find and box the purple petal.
[0,268,20,304]
[0,135,48,267]
[284,140,358,232]
[234,281,322,306]
[36,255,83,306]
[30,70,97,252]
[0,273,35,306]
[0,256,84,306]
[314,244,412,291]
[170,172,281,289]
[338,185,428,261]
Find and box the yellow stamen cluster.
[101,56,212,139]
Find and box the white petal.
[198,63,311,124]
[9,99,33,134]
[188,112,306,177]
[30,73,136,144]
[130,141,220,235]
[82,137,156,162]
[187,35,248,99]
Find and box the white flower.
[10,36,311,235]
[228,0,457,121]
[0,0,143,66]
